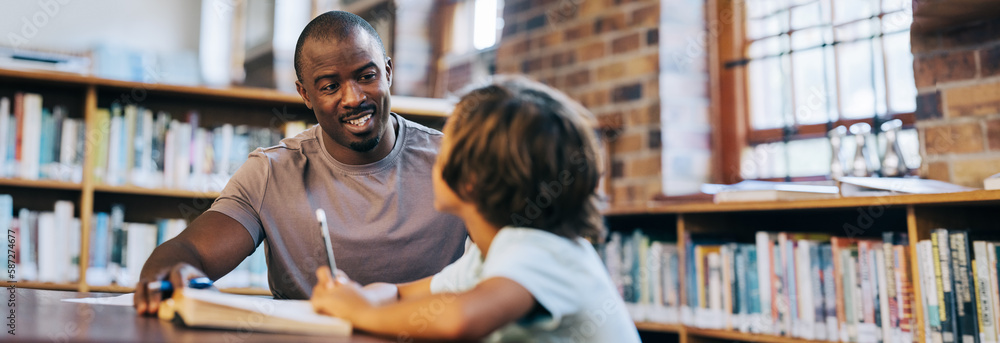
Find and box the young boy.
[311,77,640,342]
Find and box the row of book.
[601,230,682,324]
[0,92,311,191]
[683,232,920,343]
[91,103,305,192]
[0,95,86,182]
[915,229,1000,343]
[1,197,268,289]
[602,228,1000,343]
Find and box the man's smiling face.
[295,30,393,159]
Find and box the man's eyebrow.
[352,61,377,75]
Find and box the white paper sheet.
[61,293,134,306]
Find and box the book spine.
[894,245,914,343]
[934,229,959,343]
[797,240,815,339]
[811,242,825,340]
[921,240,945,343]
[756,231,773,334]
[20,94,42,180]
[0,195,11,281]
[973,242,997,343]
[822,244,839,342]
[859,240,877,343]
[876,248,893,343]
[882,233,899,336]
[845,248,860,343]
[949,231,979,343]
[989,243,1000,343]
[13,93,23,176]
[736,244,750,332]
[0,97,9,175]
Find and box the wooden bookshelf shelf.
[608,189,1000,215]
[0,178,82,191]
[93,184,221,199]
[685,328,838,343]
[0,68,451,118]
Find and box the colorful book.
[949,231,979,343]
[934,229,959,343]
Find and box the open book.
[158,288,352,336]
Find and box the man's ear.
[295,80,313,110]
[384,57,393,88]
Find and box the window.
[735,0,920,180]
[450,0,504,54]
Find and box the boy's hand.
[311,266,372,319]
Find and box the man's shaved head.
[294,10,387,81]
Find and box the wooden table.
[4,287,394,343]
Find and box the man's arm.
[133,211,256,315]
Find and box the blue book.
[747,246,760,315]
[91,212,109,268]
[38,108,53,176]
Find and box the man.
[134,11,467,315]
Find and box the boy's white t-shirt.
[430,227,641,343]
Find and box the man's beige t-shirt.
[208,114,467,299]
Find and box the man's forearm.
[139,240,208,280]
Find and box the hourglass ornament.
[880,119,908,177]
[829,126,847,179]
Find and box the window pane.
[883,31,917,113]
[749,36,782,59]
[748,11,788,40]
[792,48,833,125]
[742,142,788,179]
[791,2,823,30]
[749,56,788,129]
[873,36,888,116]
[787,138,832,177]
[791,27,827,50]
[882,11,912,34]
[833,0,875,24]
[823,46,840,121]
[836,39,876,119]
[882,0,910,14]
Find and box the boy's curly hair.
[441,76,605,242]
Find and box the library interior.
[3,0,1000,342]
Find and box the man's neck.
[322,114,398,165]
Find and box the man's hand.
[310,266,375,320]
[133,263,211,316]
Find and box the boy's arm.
[315,275,536,340]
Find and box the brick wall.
[490,0,710,205]
[914,19,1000,188]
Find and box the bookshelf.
[608,189,1000,343]
[0,68,452,294]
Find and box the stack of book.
[0,94,86,182]
[602,230,681,324]
[91,103,307,192]
[914,229,999,343]
[2,197,81,283]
